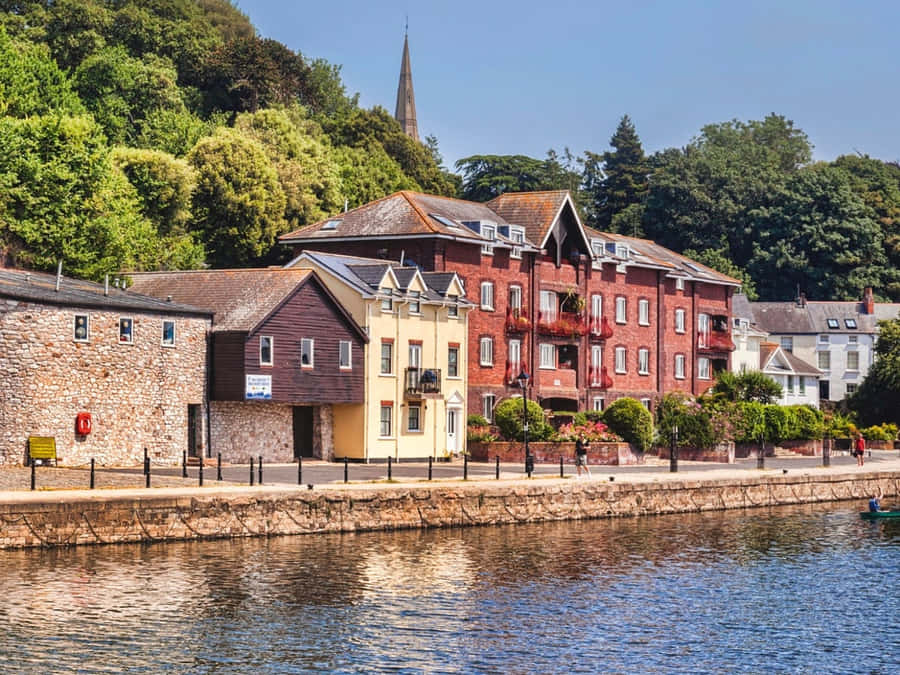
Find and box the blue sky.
[237,1,900,170]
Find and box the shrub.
[604,397,653,451]
[467,414,489,428]
[733,401,765,444]
[824,410,856,439]
[763,405,789,444]
[467,426,498,443]
[862,424,894,442]
[656,392,734,448]
[493,397,553,441]
[584,410,604,423]
[789,405,825,440]
[572,411,589,426]
[555,421,621,443]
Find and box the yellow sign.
[28,436,57,460]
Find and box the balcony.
[588,365,613,389]
[537,310,588,338]
[537,367,577,391]
[405,368,442,398]
[505,307,531,334]
[588,315,613,340]
[698,330,735,352]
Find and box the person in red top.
[855,434,866,466]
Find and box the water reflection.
[0,504,897,673]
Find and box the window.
[591,344,602,369]
[540,343,556,369]
[509,339,521,374]
[408,342,422,370]
[591,238,604,268]
[638,299,650,326]
[509,285,522,312]
[409,291,421,314]
[448,345,459,378]
[540,290,557,321]
[827,318,839,329]
[675,309,686,334]
[615,297,627,324]
[74,314,89,342]
[819,335,830,344]
[162,320,175,347]
[119,317,133,344]
[380,341,393,374]
[339,341,352,369]
[638,348,650,375]
[676,277,685,291]
[483,394,496,422]
[780,336,793,353]
[592,397,605,411]
[845,318,857,329]
[787,375,794,394]
[301,338,314,368]
[591,295,602,320]
[799,377,806,395]
[447,295,459,318]
[848,335,858,345]
[510,227,524,259]
[321,219,341,230]
[481,224,496,255]
[698,356,711,380]
[846,350,859,371]
[818,351,831,370]
[698,313,710,347]
[260,336,273,366]
[641,398,652,410]
[380,404,393,437]
[615,346,626,374]
[675,354,686,379]
[380,287,393,312]
[407,404,422,432]
[846,383,858,395]
[480,282,494,310]
[480,337,493,366]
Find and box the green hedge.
[493,397,553,441]
[604,397,653,451]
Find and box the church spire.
[394,29,419,141]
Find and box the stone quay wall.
[468,441,643,465]
[0,300,209,466]
[1,471,897,549]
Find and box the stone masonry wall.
[0,300,208,466]
[0,471,896,549]
[210,401,293,463]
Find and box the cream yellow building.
[287,251,471,461]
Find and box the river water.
[1,503,898,674]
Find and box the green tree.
[332,142,418,208]
[187,127,286,267]
[455,152,579,202]
[583,114,649,232]
[712,370,782,404]
[850,318,900,426]
[682,247,758,300]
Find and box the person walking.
[855,434,866,467]
[575,434,592,479]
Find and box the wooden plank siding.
[242,278,365,404]
[211,332,246,400]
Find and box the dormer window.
[615,244,628,259]
[510,226,524,259]
[675,277,685,291]
[447,294,459,317]
[380,287,393,312]
[409,290,421,314]
[827,318,839,329]
[844,318,857,329]
[321,219,341,231]
[591,238,604,269]
[481,224,496,255]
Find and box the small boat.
[860,510,900,520]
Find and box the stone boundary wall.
[1,471,897,549]
[468,441,643,465]
[658,442,735,463]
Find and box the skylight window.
[826,318,839,329]
[321,219,341,230]
[430,214,459,229]
[684,262,701,272]
[845,318,857,329]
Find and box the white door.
[447,408,459,454]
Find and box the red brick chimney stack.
[862,287,874,314]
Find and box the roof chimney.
[863,286,874,314]
[796,292,806,308]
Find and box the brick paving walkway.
[0,466,238,492]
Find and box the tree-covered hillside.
[0,0,457,275]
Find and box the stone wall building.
[0,267,211,466]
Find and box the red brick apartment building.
[281,190,738,419]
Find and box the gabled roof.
[759,342,821,377]
[347,264,394,288]
[0,266,210,317]
[128,268,366,340]
[486,190,572,247]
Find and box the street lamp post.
[517,370,533,477]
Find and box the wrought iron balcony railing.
[405,367,442,397]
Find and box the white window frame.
[380,341,393,375]
[540,343,556,369]
[818,334,830,344]
[615,297,627,324]
[846,350,859,371]
[480,337,494,366]
[510,226,524,259]
[380,287,393,313]
[799,377,806,395]
[540,290,557,322]
[339,340,352,370]
[818,350,831,370]
[638,348,650,375]
[591,238,604,269]
[675,277,685,291]
[638,299,650,326]
[483,394,496,422]
[786,375,794,394]
[260,335,273,366]
[675,308,686,334]
[161,320,176,347]
[698,313,710,348]
[591,294,602,320]
[615,346,626,374]
[641,398,652,410]
[846,383,857,395]
[480,281,494,311]
[379,404,393,438]
[848,335,858,345]
[301,338,314,368]
[592,397,605,411]
[481,224,496,255]
[698,356,711,380]
[447,295,459,318]
[509,285,522,312]
[447,345,460,378]
[509,339,521,373]
[74,314,90,343]
[119,316,134,345]
[591,345,602,370]
[407,403,422,433]
[408,290,421,315]
[780,336,793,353]
[675,354,686,380]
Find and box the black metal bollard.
[90,458,95,489]
[217,452,223,481]
[757,436,765,470]
[344,457,348,483]
[144,448,149,474]
[428,456,432,481]
[560,455,564,478]
[297,456,302,485]
[463,454,468,480]
[30,459,35,491]
[495,455,500,480]
[670,425,679,473]
[249,457,254,486]
[258,455,263,485]
[198,455,203,486]
[387,455,392,481]
[182,450,188,478]
[823,437,831,468]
